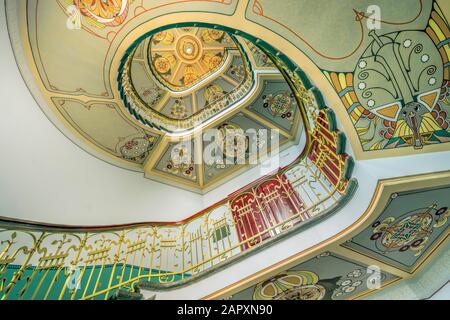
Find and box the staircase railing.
[0,57,357,300]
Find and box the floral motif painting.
[227,252,397,300]
[343,184,450,272]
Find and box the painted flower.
[75,0,129,27]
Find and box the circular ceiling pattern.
[115,27,305,191]
[118,26,255,134]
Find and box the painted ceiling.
[148,27,237,92]
[7,0,450,191]
[119,27,258,133]
[1,0,450,301]
[246,0,450,158]
[227,252,399,300]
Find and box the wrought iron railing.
[0,53,357,300]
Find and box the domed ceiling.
[119,26,256,133]
[8,0,304,193]
[148,27,237,92]
[120,32,303,191]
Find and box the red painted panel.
[231,174,306,251]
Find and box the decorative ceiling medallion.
[263,91,295,119]
[170,99,189,119]
[152,30,175,45]
[149,27,236,92]
[176,35,202,63]
[204,84,226,105]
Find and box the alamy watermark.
[366,5,382,30]
[66,5,82,30]
[170,128,280,176]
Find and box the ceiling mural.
[4,0,450,301]
[120,29,254,132]
[342,184,450,273]
[226,252,398,300]
[247,79,299,132]
[0,100,358,299]
[324,4,450,152]
[72,0,130,28]
[53,98,159,164]
[201,112,290,186]
[148,27,237,91]
[245,40,275,68]
[137,38,301,191]
[155,141,198,183]
[245,0,434,70]
[66,0,239,31]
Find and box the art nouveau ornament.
[353,29,447,149]
[74,0,130,27]
[148,27,236,92]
